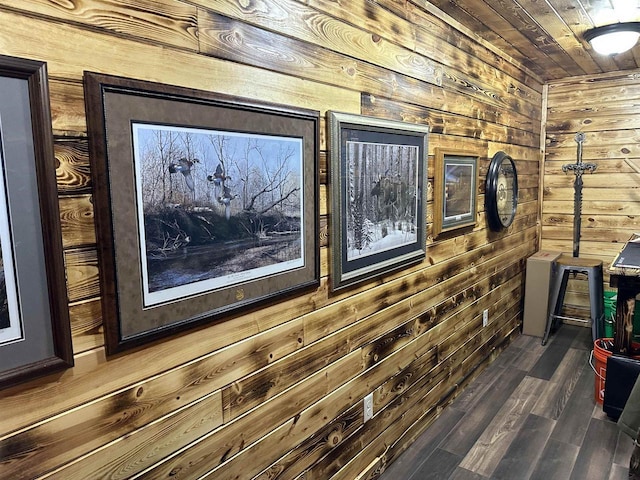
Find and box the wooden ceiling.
[428,0,640,81]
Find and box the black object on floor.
[603,355,640,420]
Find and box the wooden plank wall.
[543,70,640,316]
[0,1,542,478]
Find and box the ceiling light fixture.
[584,22,640,55]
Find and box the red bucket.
[592,338,640,405]
[592,339,611,405]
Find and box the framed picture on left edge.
[83,72,320,354]
[328,111,428,291]
[0,54,73,389]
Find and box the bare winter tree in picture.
[133,124,304,306]
[346,141,419,260]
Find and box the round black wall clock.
[485,151,518,231]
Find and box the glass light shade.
[585,23,640,55]
[590,31,640,55]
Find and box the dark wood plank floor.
[379,325,636,480]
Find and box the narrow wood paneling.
[0,1,543,478]
[306,227,536,346]
[1,0,199,50]
[252,402,364,480]
[361,95,539,146]
[54,139,91,194]
[197,10,444,110]
[222,253,527,423]
[45,391,224,480]
[49,80,87,135]
[0,286,319,434]
[407,2,543,100]
[195,0,442,86]
[58,195,95,248]
[194,2,542,132]
[313,0,543,97]
[540,239,623,260]
[69,298,102,353]
[64,246,100,302]
[0,9,361,115]
[2,320,306,478]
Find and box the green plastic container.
[604,291,616,338]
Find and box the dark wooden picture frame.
[433,148,479,237]
[0,54,73,388]
[328,111,428,291]
[84,72,320,354]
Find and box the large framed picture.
[433,148,479,237]
[0,55,73,388]
[328,112,428,291]
[84,73,319,354]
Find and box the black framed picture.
[328,111,428,291]
[433,148,479,237]
[0,54,73,388]
[84,72,320,354]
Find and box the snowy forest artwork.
[329,111,428,292]
[132,123,305,307]
[345,140,419,261]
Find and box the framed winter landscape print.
[0,55,73,388]
[433,148,478,237]
[84,73,319,354]
[328,111,428,291]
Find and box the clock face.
[497,166,515,224]
[485,152,518,231]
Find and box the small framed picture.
[328,111,428,291]
[433,148,479,237]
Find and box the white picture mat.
[132,123,305,308]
